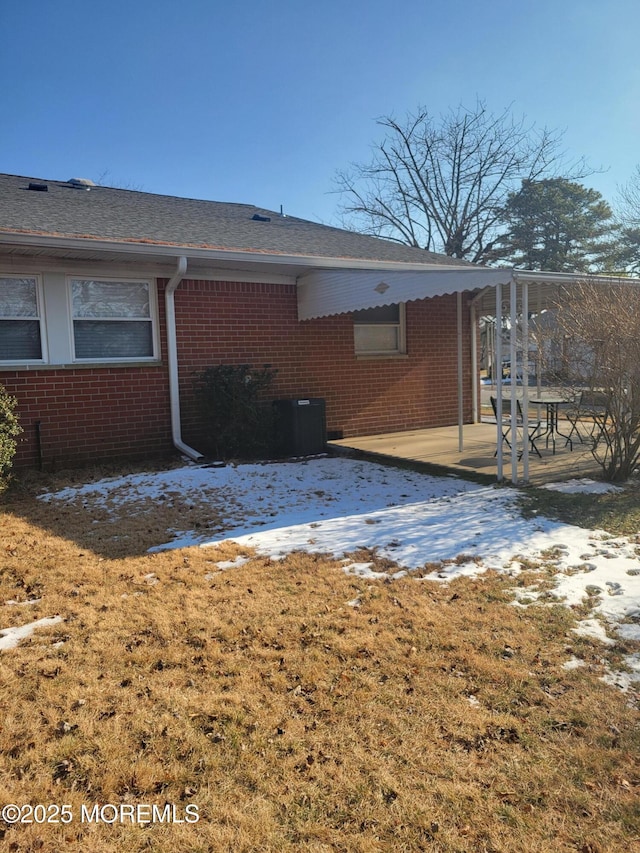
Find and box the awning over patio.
[298,265,640,321]
[298,264,640,485]
[297,266,511,320]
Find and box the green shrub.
[0,384,22,479]
[194,364,277,460]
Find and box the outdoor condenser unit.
[273,398,326,457]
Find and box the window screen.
[71,279,154,360]
[0,277,43,361]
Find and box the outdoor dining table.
[529,394,573,453]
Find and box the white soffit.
[296,267,512,320]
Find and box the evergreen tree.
[495,178,615,271]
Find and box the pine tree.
[495,178,615,272]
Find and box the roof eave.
[0,230,477,274]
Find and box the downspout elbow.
[166,256,188,296]
[165,257,203,462]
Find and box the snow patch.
[0,616,63,651]
[572,618,615,646]
[542,478,624,494]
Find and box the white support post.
[536,282,543,401]
[521,279,530,483]
[471,300,478,423]
[496,283,503,482]
[510,276,519,484]
[457,291,464,452]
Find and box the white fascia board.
[0,253,296,285]
[297,267,512,320]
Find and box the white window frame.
[67,276,159,363]
[353,303,406,356]
[0,274,48,365]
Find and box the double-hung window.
[70,278,156,361]
[0,276,44,362]
[353,303,406,356]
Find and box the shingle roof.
[0,173,465,266]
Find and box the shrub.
[0,383,22,479]
[553,282,640,482]
[194,364,278,460]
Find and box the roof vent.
[28,182,48,192]
[251,213,271,222]
[68,177,96,189]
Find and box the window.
[0,276,44,362]
[70,278,156,361]
[353,303,406,356]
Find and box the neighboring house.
[0,173,505,469]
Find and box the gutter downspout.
[165,257,203,461]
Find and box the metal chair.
[491,396,542,459]
[565,390,609,443]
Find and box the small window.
[70,278,156,361]
[353,303,406,355]
[0,276,44,362]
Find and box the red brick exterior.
[1,278,473,469]
[1,288,173,470]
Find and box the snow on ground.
[0,616,63,651]
[36,457,640,696]
[542,478,624,495]
[39,458,477,546]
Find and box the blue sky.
[2,0,639,226]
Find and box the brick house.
[0,173,509,469]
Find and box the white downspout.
[165,257,203,461]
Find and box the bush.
[0,384,22,479]
[553,282,640,482]
[194,364,278,460]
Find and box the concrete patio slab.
[330,422,602,486]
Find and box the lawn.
[0,456,639,852]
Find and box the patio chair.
[490,397,542,459]
[557,394,582,445]
[565,390,609,443]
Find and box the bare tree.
[612,165,640,273]
[336,100,591,265]
[617,165,640,226]
[554,282,640,482]
[94,170,144,191]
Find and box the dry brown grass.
[0,465,639,853]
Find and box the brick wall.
[1,366,172,470]
[0,288,172,470]
[175,279,473,449]
[1,277,473,469]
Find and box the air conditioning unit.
[273,398,326,457]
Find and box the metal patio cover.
[297,265,640,485]
[297,266,510,320]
